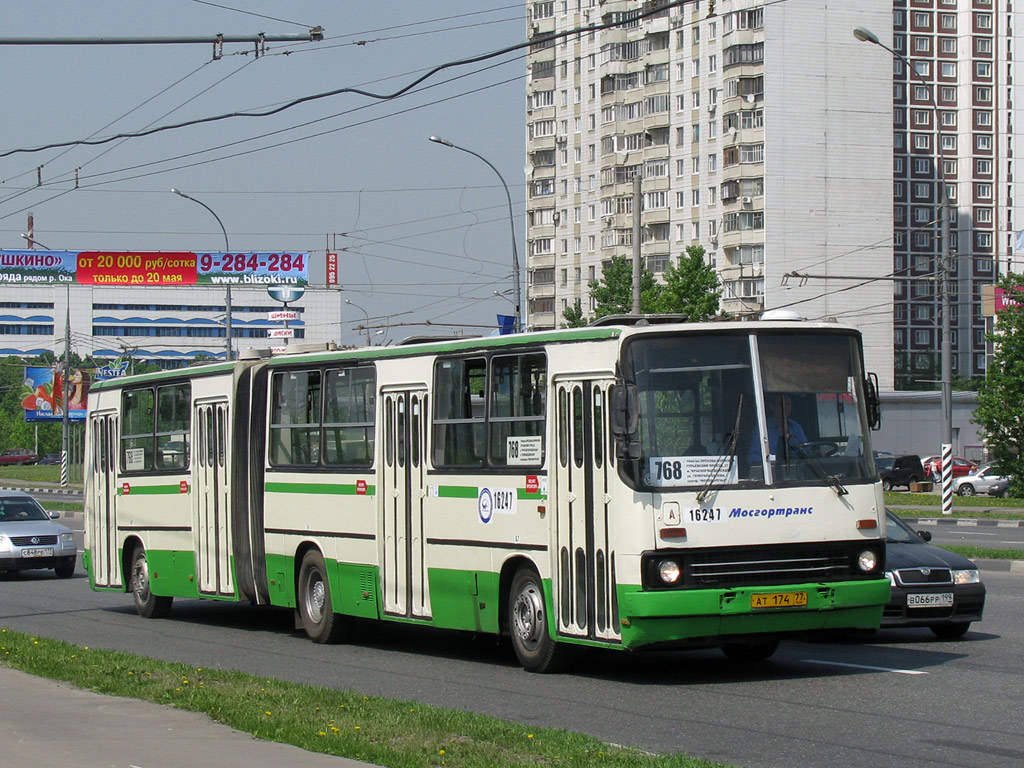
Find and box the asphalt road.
[1,561,1022,768]
[917,519,1024,550]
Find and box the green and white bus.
[84,317,889,671]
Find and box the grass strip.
[942,545,1024,561]
[885,491,1024,512]
[0,629,727,768]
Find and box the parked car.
[953,464,1009,497]
[879,455,926,491]
[882,511,985,638]
[37,453,61,465]
[922,456,977,482]
[0,491,76,578]
[0,448,38,465]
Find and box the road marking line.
[800,659,928,675]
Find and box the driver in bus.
[748,393,808,465]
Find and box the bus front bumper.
[615,579,891,650]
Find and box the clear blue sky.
[0,1,527,345]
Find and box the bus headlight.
[657,559,682,585]
[856,549,879,573]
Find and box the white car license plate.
[907,592,953,608]
[22,547,54,558]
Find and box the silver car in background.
[0,491,76,578]
[953,465,1009,497]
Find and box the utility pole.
[61,290,70,487]
[632,173,642,315]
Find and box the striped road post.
[941,443,953,515]
[60,450,68,487]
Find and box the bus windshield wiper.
[788,442,848,496]
[696,394,742,506]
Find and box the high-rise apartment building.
[522,0,984,392]
[890,0,1020,389]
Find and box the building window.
[976,62,992,79]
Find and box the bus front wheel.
[130,546,172,619]
[721,638,779,663]
[297,550,351,644]
[508,567,568,673]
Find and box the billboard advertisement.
[21,357,130,423]
[0,250,308,287]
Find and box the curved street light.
[172,188,234,361]
[853,25,954,511]
[345,298,372,346]
[429,135,521,332]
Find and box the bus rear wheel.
[130,546,172,619]
[508,567,568,673]
[297,550,351,644]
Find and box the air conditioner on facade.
[740,196,752,204]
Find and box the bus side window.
[432,357,486,468]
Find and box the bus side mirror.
[864,372,881,431]
[610,383,641,460]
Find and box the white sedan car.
[0,491,76,578]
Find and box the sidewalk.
[0,666,376,768]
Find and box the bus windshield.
[622,330,875,490]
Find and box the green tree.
[588,254,660,319]
[974,273,1024,497]
[561,299,587,328]
[649,245,721,321]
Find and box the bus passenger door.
[87,412,121,588]
[553,378,620,643]
[380,389,429,619]
[193,399,234,596]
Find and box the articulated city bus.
[84,318,889,672]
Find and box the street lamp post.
[429,135,521,332]
[172,188,233,361]
[345,299,372,345]
[854,26,955,513]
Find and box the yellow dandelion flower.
[264,711,272,716]
[354,726,361,730]
[439,749,446,756]
[318,731,326,737]
[528,734,534,739]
